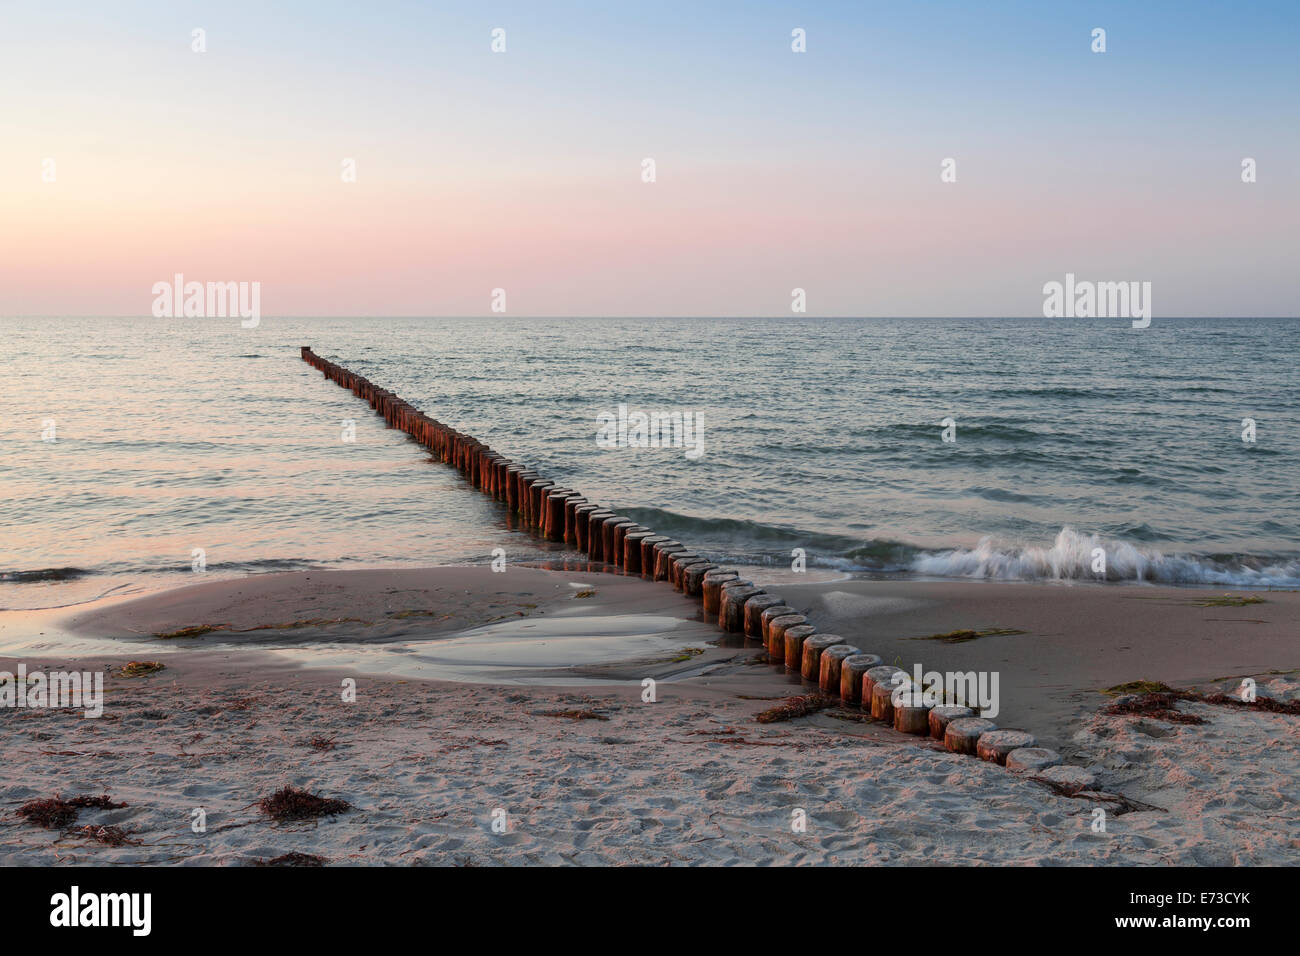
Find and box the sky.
[1,0,1297,317]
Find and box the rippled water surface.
[2,316,1298,610]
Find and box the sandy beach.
[3,566,1296,865]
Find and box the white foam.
[910,526,1300,587]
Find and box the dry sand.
[1,567,1296,865]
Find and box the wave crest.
[910,527,1300,587]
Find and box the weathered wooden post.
[666,553,700,587]
[544,490,579,541]
[637,535,668,577]
[928,705,975,740]
[719,585,763,633]
[673,558,709,591]
[870,683,897,723]
[759,606,796,647]
[528,480,555,529]
[599,518,631,564]
[892,692,932,735]
[944,718,998,756]
[586,511,615,561]
[682,563,717,596]
[701,570,739,614]
[652,541,685,581]
[781,622,817,670]
[839,654,884,703]
[743,594,785,639]
[504,465,524,512]
[976,730,1037,765]
[573,503,601,551]
[862,665,906,707]
[612,522,645,568]
[623,530,654,574]
[818,644,863,694]
[800,634,844,682]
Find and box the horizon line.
[4,314,1299,321]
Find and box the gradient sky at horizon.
[1,0,1297,317]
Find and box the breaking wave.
[910,527,1300,587]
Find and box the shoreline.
[3,565,1295,732]
[2,565,1297,864]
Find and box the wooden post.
[892,695,932,735]
[944,717,998,756]
[682,563,717,596]
[603,518,635,564]
[670,556,702,587]
[701,570,739,614]
[927,705,974,740]
[585,511,615,561]
[1005,748,1061,772]
[560,496,587,544]
[839,654,884,704]
[572,503,601,551]
[522,477,551,524]
[870,684,897,723]
[719,585,763,633]
[673,558,709,591]
[759,605,796,646]
[976,730,1037,765]
[638,535,669,577]
[533,481,564,535]
[623,530,654,574]
[612,522,645,568]
[782,623,817,671]
[764,613,804,660]
[818,644,862,694]
[544,490,580,541]
[652,541,685,581]
[800,634,844,682]
[503,466,522,512]
[743,594,785,639]
[862,665,906,705]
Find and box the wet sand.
[774,577,1300,746]
[1,567,1297,864]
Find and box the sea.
[2,316,1297,613]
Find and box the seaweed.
[1192,594,1266,607]
[157,617,372,639]
[1102,680,1180,697]
[1102,686,1300,722]
[1103,692,1206,724]
[256,786,351,822]
[254,851,328,866]
[755,693,831,724]
[117,661,165,677]
[1028,777,1165,815]
[155,624,223,639]
[538,709,609,721]
[388,609,454,621]
[71,824,140,847]
[17,794,127,829]
[1201,692,1300,715]
[911,627,1025,644]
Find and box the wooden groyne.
[299,346,1059,772]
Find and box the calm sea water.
[2,316,1297,611]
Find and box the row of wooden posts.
[301,346,1059,772]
